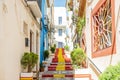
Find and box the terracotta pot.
[82,61,87,68]
[40,67,44,72]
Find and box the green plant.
[99,63,120,80]
[21,52,38,72]
[39,63,44,72]
[64,45,69,51]
[50,46,55,53]
[54,44,56,49]
[44,50,49,60]
[70,47,86,68]
[76,16,86,37]
[68,0,73,11]
[74,43,79,49]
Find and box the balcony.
[27,0,42,18]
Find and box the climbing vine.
[76,16,86,37]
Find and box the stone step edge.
[42,74,91,78]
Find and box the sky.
[54,0,66,7]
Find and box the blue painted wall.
[40,0,48,63]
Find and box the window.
[58,17,62,24]
[58,29,62,36]
[58,42,63,48]
[30,31,34,52]
[91,0,116,58]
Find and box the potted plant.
[70,47,86,69]
[39,63,44,72]
[50,46,55,53]
[20,52,38,80]
[44,50,49,60]
[54,44,56,49]
[64,45,69,51]
[64,45,70,54]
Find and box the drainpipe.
[109,7,118,65]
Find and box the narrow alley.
[41,48,74,80]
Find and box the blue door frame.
[40,0,48,63]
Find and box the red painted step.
[42,74,73,78]
[42,74,53,77]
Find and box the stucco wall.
[54,30,66,46]
[0,0,40,80]
[54,7,67,26]
[66,11,73,51]
[86,0,120,79]
[54,7,67,47]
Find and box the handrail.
[87,57,102,73]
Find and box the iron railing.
[87,57,102,73]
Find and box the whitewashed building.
[47,0,54,49]
[0,0,41,80]
[66,11,74,51]
[54,7,67,48]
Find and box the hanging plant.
[76,16,86,37]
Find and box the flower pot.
[40,67,44,72]
[20,72,33,80]
[82,61,87,68]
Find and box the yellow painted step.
[56,64,65,70]
[54,74,65,78]
[20,78,33,80]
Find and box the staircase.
[41,48,73,80]
[40,48,92,80]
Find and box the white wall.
[111,0,120,65]
[67,11,73,51]
[0,0,40,80]
[54,7,67,47]
[54,29,66,47]
[86,0,120,79]
[54,7,67,26]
